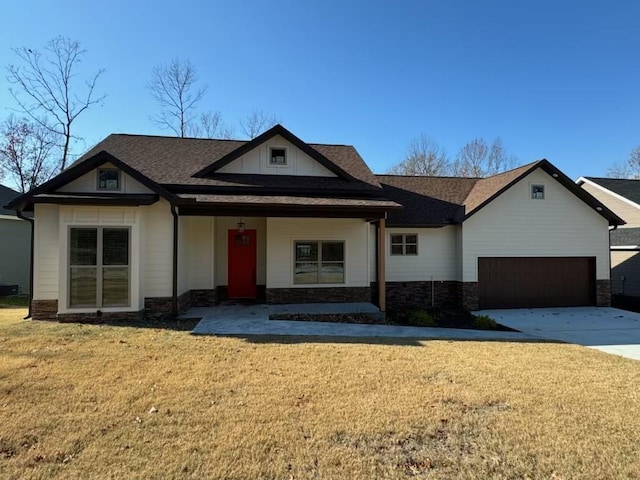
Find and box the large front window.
[69,227,130,307]
[294,241,344,284]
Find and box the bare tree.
[452,137,515,177]
[239,110,280,139]
[387,134,450,176]
[6,36,105,172]
[607,145,640,179]
[0,115,58,192]
[149,58,206,137]
[188,111,235,139]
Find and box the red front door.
[228,229,257,298]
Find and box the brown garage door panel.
[478,257,596,309]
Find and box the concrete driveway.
[475,307,640,360]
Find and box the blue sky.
[1,0,639,180]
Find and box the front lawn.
[1,308,639,479]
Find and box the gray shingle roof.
[610,227,640,247]
[0,185,20,216]
[583,177,640,205]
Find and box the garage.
[478,257,596,309]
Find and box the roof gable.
[576,177,640,210]
[6,151,176,211]
[463,160,624,226]
[194,124,357,181]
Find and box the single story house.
[577,176,640,303]
[0,185,31,296]
[6,125,623,321]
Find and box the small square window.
[98,169,120,190]
[531,184,545,199]
[390,234,418,255]
[269,148,287,166]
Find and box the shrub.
[473,315,497,330]
[409,309,437,327]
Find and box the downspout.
[16,208,34,319]
[171,204,179,316]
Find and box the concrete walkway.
[475,307,640,360]
[183,303,536,341]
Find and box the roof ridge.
[376,173,481,180]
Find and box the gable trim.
[463,160,625,226]
[6,151,179,211]
[576,176,640,211]
[193,124,358,181]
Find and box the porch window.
[294,241,344,284]
[390,234,418,255]
[69,227,130,307]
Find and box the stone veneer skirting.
[266,287,371,304]
[462,282,479,311]
[596,279,611,307]
[384,281,463,310]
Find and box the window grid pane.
[294,241,344,284]
[69,267,97,307]
[103,267,129,306]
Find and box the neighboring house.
[576,177,640,302]
[0,185,31,295]
[6,125,622,321]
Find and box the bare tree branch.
[452,137,515,177]
[6,36,105,171]
[607,145,640,179]
[149,58,206,137]
[387,134,450,176]
[239,110,280,139]
[0,115,59,192]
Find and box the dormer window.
[269,147,287,166]
[531,184,545,199]
[97,169,120,191]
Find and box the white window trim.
[97,168,122,191]
[389,233,418,256]
[293,240,346,285]
[268,146,289,168]
[68,226,131,309]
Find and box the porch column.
[377,218,386,312]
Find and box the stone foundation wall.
[385,281,463,311]
[144,297,173,319]
[596,279,611,307]
[266,287,371,304]
[191,289,217,307]
[32,300,58,321]
[462,282,479,311]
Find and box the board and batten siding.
[33,204,60,300]
[215,217,267,287]
[385,226,460,282]
[611,251,640,297]
[462,168,610,282]
[56,163,154,194]
[217,135,336,177]
[579,181,640,227]
[266,217,369,288]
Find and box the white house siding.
[215,217,267,287]
[579,181,640,227]
[33,204,59,300]
[56,205,142,313]
[386,226,460,282]
[462,168,610,282]
[140,200,173,299]
[266,218,369,288]
[182,216,215,291]
[217,135,336,177]
[369,223,377,283]
[57,163,154,194]
[611,250,640,296]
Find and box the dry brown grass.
[1,308,639,479]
